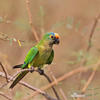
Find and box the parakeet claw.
[30,66,34,73]
[38,68,44,75]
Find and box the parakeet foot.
[30,66,34,73]
[38,68,44,75]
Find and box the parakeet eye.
[50,35,54,39]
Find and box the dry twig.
[77,14,100,100]
[87,14,100,51]
[26,59,100,99]
[43,73,61,100]
[26,0,39,42]
[26,67,87,99]
[0,69,57,100]
[0,91,12,100]
[0,62,8,82]
[59,88,68,100]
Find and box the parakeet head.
[42,32,60,45]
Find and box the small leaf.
[17,40,22,47]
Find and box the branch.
[0,69,57,100]
[76,14,100,100]
[87,14,100,51]
[26,67,87,99]
[26,0,39,42]
[0,62,8,82]
[13,68,60,100]
[59,88,68,100]
[0,91,12,100]
[26,60,100,99]
[20,81,57,100]
[42,73,61,100]
[76,63,100,100]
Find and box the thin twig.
[26,0,39,42]
[0,91,12,100]
[0,70,57,100]
[77,14,100,91]
[81,67,98,93]
[77,64,99,100]
[26,67,87,99]
[21,81,57,100]
[0,61,100,100]
[59,88,68,100]
[26,60,100,99]
[87,14,100,51]
[76,14,100,100]
[42,73,61,100]
[0,62,8,82]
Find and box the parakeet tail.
[9,71,28,88]
[13,64,23,69]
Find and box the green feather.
[46,50,54,64]
[22,47,39,69]
[10,71,28,88]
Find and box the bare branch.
[0,70,57,100]
[0,62,8,82]
[59,88,68,100]
[87,14,100,51]
[26,60,100,99]
[26,0,39,42]
[0,91,12,100]
[77,65,99,100]
[26,67,87,99]
[42,73,61,100]
[76,14,100,100]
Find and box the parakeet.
[10,32,60,88]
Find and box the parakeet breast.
[31,45,52,67]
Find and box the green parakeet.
[10,32,60,88]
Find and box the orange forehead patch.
[55,33,59,39]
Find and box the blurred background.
[0,0,100,100]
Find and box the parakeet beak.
[54,33,60,44]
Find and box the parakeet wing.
[9,47,39,88]
[46,50,54,64]
[22,46,39,68]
